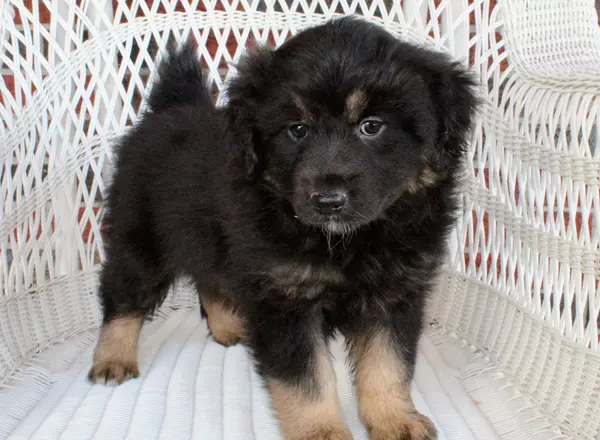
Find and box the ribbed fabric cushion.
[0,298,505,440]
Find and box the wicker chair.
[1,1,598,439]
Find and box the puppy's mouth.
[294,212,367,235]
[321,217,355,235]
[291,189,376,234]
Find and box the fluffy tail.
[147,42,212,112]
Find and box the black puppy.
[89,17,477,440]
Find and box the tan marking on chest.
[269,261,346,299]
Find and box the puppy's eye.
[288,123,309,140]
[360,119,384,136]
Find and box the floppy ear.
[224,105,259,180]
[224,46,273,179]
[426,58,479,158]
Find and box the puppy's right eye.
[288,124,309,140]
[360,119,384,136]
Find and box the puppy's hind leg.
[198,281,245,346]
[89,251,173,385]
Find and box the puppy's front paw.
[295,426,353,440]
[89,316,142,385]
[88,360,139,385]
[318,427,353,440]
[369,412,437,440]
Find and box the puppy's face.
[256,83,435,232]
[226,18,477,233]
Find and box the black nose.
[311,191,348,215]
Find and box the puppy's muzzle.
[310,190,348,215]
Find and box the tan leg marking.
[88,316,143,385]
[352,330,437,440]
[268,344,352,440]
[203,300,245,346]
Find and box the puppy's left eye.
[360,119,385,136]
[288,123,309,140]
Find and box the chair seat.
[0,286,526,440]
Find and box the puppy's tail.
[147,42,212,112]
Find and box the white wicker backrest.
[1,1,599,439]
[501,0,600,79]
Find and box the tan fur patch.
[406,165,440,194]
[203,300,245,346]
[268,344,351,440]
[352,330,437,440]
[270,262,345,285]
[292,94,314,123]
[89,316,143,385]
[269,261,346,299]
[344,89,368,124]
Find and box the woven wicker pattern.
[1,1,599,439]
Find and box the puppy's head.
[225,17,477,233]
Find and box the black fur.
[146,42,212,112]
[96,16,477,437]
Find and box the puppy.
[89,17,477,440]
